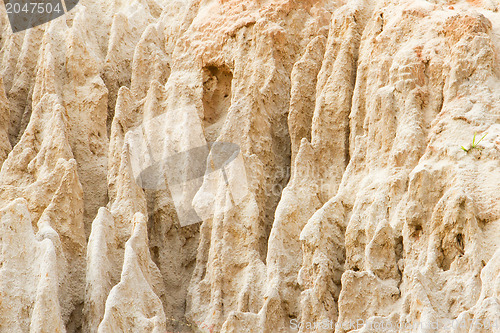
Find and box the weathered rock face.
[1,0,499,332]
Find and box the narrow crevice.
[344,103,352,167]
[66,302,84,333]
[146,189,200,333]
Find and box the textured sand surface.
[0,0,499,332]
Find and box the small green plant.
[461,132,487,153]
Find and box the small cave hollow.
[201,65,233,142]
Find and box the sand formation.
[0,0,499,332]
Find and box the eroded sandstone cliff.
[1,0,499,332]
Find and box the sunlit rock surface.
[0,0,499,332]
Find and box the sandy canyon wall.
[1,0,500,332]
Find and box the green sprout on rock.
[461,132,487,153]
